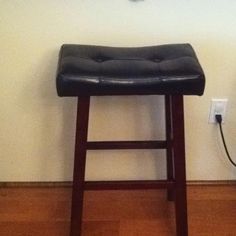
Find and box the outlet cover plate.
[209,98,228,123]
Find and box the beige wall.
[1,0,236,182]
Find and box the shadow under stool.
[56,44,205,236]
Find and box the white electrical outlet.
[209,98,228,123]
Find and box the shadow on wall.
[132,95,166,179]
[87,95,167,180]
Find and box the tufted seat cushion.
[56,44,205,96]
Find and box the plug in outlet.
[209,98,228,123]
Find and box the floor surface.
[0,185,235,236]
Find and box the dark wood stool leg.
[70,97,90,236]
[171,95,188,236]
[165,95,174,201]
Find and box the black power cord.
[215,114,236,167]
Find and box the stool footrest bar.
[87,141,167,150]
[84,180,174,190]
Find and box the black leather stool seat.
[56,44,205,96]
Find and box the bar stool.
[56,44,205,236]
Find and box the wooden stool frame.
[70,95,188,236]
